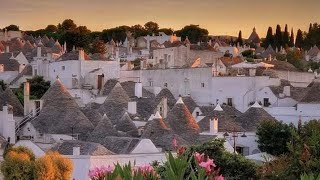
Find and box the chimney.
[19,64,25,73]
[37,46,41,57]
[135,82,142,98]
[128,101,137,115]
[5,46,9,53]
[209,117,218,134]
[147,35,150,50]
[24,81,30,116]
[73,146,80,156]
[79,50,85,60]
[0,64,4,72]
[283,86,291,97]
[115,47,120,62]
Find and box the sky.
[1,0,320,38]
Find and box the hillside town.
[1,19,320,179]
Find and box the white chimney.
[19,64,26,73]
[37,46,41,57]
[5,46,9,53]
[283,86,291,97]
[73,146,80,156]
[128,101,137,115]
[147,35,150,50]
[209,117,218,134]
[135,82,142,98]
[115,47,120,62]
[0,64,4,72]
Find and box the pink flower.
[215,175,225,180]
[194,152,205,163]
[199,158,216,173]
[172,137,177,148]
[138,164,154,173]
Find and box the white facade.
[0,30,22,41]
[48,60,120,89]
[120,68,280,112]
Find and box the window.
[62,66,65,70]
[164,83,168,87]
[263,98,270,107]
[34,69,38,76]
[201,83,205,88]
[159,107,163,113]
[227,98,233,106]
[196,112,200,116]
[149,81,153,87]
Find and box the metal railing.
[15,107,41,135]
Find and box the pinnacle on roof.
[251,101,262,108]
[214,104,223,111]
[184,36,191,45]
[154,111,162,119]
[148,114,155,121]
[176,97,184,104]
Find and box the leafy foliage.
[1,146,36,180]
[175,24,209,44]
[183,139,258,180]
[256,119,292,156]
[260,120,320,179]
[14,76,51,104]
[35,151,73,180]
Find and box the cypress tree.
[283,24,289,47]
[237,30,243,46]
[289,28,295,47]
[274,24,283,49]
[263,26,274,48]
[295,29,304,48]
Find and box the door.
[97,74,104,90]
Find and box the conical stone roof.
[166,98,200,143]
[142,112,188,150]
[22,40,34,53]
[0,88,24,117]
[235,106,276,131]
[81,106,103,127]
[115,112,139,137]
[300,81,320,103]
[88,114,119,142]
[32,79,94,139]
[155,88,176,109]
[99,83,131,123]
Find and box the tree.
[35,151,73,180]
[295,29,304,48]
[130,24,147,38]
[5,24,20,31]
[101,26,130,43]
[263,26,274,48]
[274,24,283,49]
[91,38,106,54]
[183,139,258,179]
[1,146,36,180]
[283,24,290,48]
[158,28,174,35]
[236,30,243,46]
[289,28,295,47]
[15,76,51,104]
[45,25,58,33]
[61,19,77,31]
[175,24,209,44]
[144,21,159,35]
[256,119,292,156]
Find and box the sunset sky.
[1,0,319,38]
